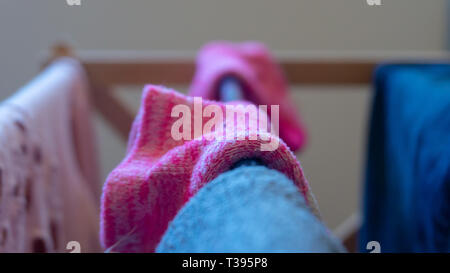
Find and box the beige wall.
[0,0,446,228]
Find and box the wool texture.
[101,85,318,252]
[157,165,343,253]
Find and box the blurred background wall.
[0,0,446,229]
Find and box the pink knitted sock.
[189,41,307,152]
[101,85,317,252]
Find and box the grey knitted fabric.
[156,166,345,253]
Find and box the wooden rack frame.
[48,44,450,140]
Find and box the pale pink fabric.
[0,58,101,252]
[101,85,318,253]
[0,109,29,252]
[189,41,307,152]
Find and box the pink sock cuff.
[101,85,317,252]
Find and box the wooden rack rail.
[48,44,450,140]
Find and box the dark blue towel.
[360,64,450,253]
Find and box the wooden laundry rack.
[46,44,450,252]
[47,43,450,141]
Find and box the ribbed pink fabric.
[101,85,318,252]
[189,41,307,152]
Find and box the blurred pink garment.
[101,85,318,253]
[0,109,29,252]
[0,58,101,252]
[189,41,307,152]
